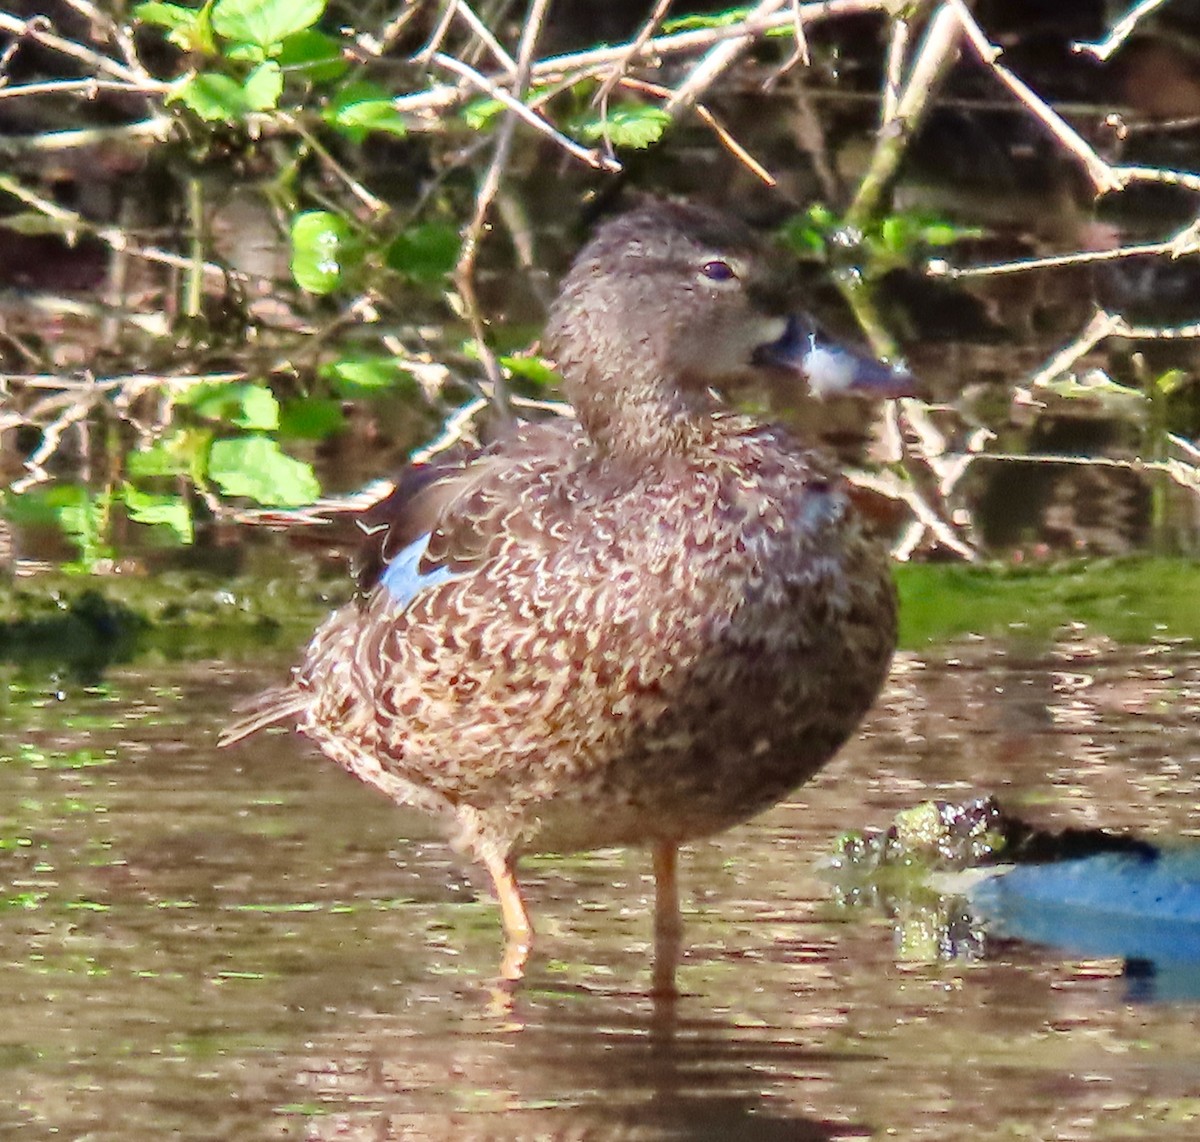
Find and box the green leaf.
[1156,369,1190,396]
[500,354,560,388]
[122,487,194,544]
[277,28,346,82]
[663,6,751,32]
[577,105,671,149]
[178,382,280,430]
[325,81,407,141]
[921,222,981,247]
[278,397,345,439]
[134,0,199,32]
[385,223,459,284]
[127,441,189,478]
[208,436,319,506]
[320,354,411,395]
[42,485,113,570]
[461,96,505,131]
[879,215,914,256]
[211,0,324,52]
[290,210,356,294]
[128,429,211,481]
[242,60,283,110]
[176,72,256,121]
[134,1,216,53]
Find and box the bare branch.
[1071,0,1171,62]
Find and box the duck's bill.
[753,314,917,399]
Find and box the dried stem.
[452,0,554,417]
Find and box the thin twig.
[1071,0,1170,61]
[666,0,789,115]
[621,77,777,185]
[430,51,619,170]
[595,0,674,107]
[844,2,962,231]
[0,11,145,85]
[881,15,910,126]
[452,0,553,418]
[389,1,894,117]
[453,1,518,75]
[0,115,174,153]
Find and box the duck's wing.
[218,418,583,747]
[357,418,585,595]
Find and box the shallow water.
[2,637,1199,1141]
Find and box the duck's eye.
[700,259,737,282]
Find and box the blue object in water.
[970,847,1200,1000]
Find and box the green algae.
[896,557,1200,647]
[0,568,350,673]
[1,557,1197,675]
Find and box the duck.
[221,200,915,993]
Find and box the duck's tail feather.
[218,687,309,748]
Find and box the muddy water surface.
[2,637,1199,1140]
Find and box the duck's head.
[544,201,915,454]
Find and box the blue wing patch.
[379,533,463,608]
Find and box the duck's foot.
[651,841,682,998]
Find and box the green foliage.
[324,81,408,142]
[576,105,672,149]
[319,354,413,395]
[122,487,194,544]
[27,486,115,571]
[663,7,753,32]
[385,223,460,283]
[278,397,345,439]
[780,203,982,275]
[177,381,281,430]
[499,354,560,388]
[208,436,320,506]
[209,0,324,54]
[136,0,396,136]
[290,210,359,294]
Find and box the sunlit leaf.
[134,1,216,53]
[921,221,982,247]
[208,436,320,506]
[177,382,280,430]
[242,60,283,110]
[500,354,560,387]
[176,72,257,121]
[663,6,751,32]
[290,210,356,294]
[211,0,324,52]
[578,105,671,149]
[32,485,113,570]
[386,223,459,283]
[461,96,504,131]
[1156,369,1190,396]
[325,81,407,141]
[128,429,211,482]
[320,354,412,395]
[122,486,194,544]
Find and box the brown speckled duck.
[222,201,914,992]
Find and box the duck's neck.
[561,357,717,459]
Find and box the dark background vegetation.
[2,0,1199,643]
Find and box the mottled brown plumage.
[222,201,914,991]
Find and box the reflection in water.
[1,637,1199,1139]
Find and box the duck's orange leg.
[483,851,533,982]
[652,841,682,997]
